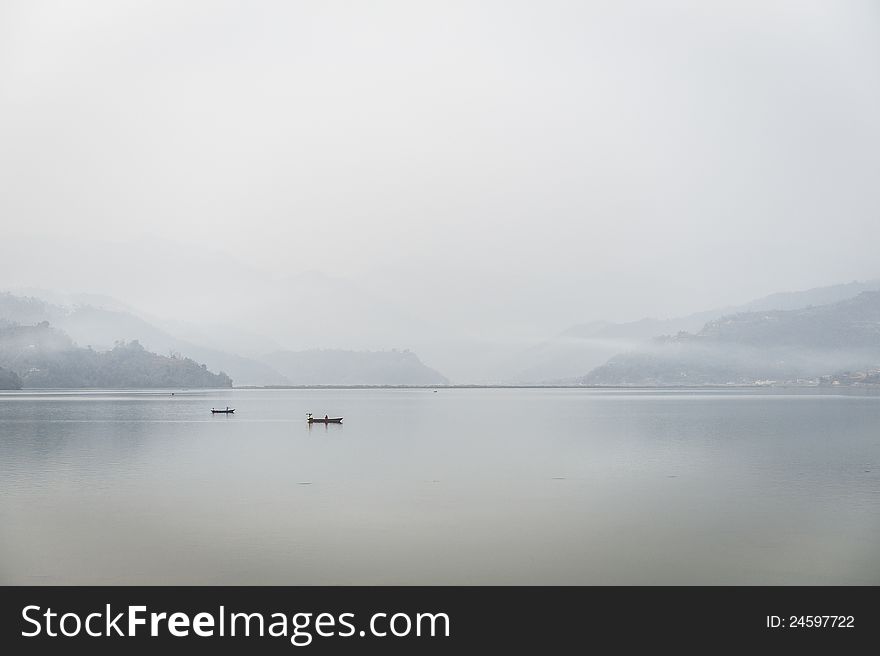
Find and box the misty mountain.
[0,292,65,326]
[261,349,449,386]
[0,366,21,389]
[1,237,433,352]
[734,280,880,314]
[154,319,286,359]
[7,288,136,314]
[583,291,880,386]
[0,290,448,386]
[0,292,288,386]
[0,323,232,388]
[513,279,880,383]
[59,306,289,386]
[222,269,437,354]
[5,278,880,387]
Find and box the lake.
[1,388,878,584]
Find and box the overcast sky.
[2,1,879,347]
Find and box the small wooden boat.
[307,414,342,424]
[211,408,235,414]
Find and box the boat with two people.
[307,413,342,424]
[211,407,235,414]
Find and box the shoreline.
[3,384,878,393]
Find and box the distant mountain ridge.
[0,323,231,388]
[4,280,878,388]
[261,349,449,386]
[0,291,451,387]
[0,366,20,389]
[697,291,880,349]
[564,279,880,341]
[0,292,288,386]
[584,291,880,386]
[512,279,880,383]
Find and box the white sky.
[1,0,879,347]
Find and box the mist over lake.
[2,387,877,585]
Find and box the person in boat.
[324,414,328,421]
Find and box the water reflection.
[0,388,878,584]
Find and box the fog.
[2,1,879,381]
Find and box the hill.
[512,279,880,384]
[583,291,880,386]
[0,323,232,388]
[261,349,449,386]
[0,292,287,386]
[0,366,21,389]
[0,291,451,386]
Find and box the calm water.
[0,388,878,584]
